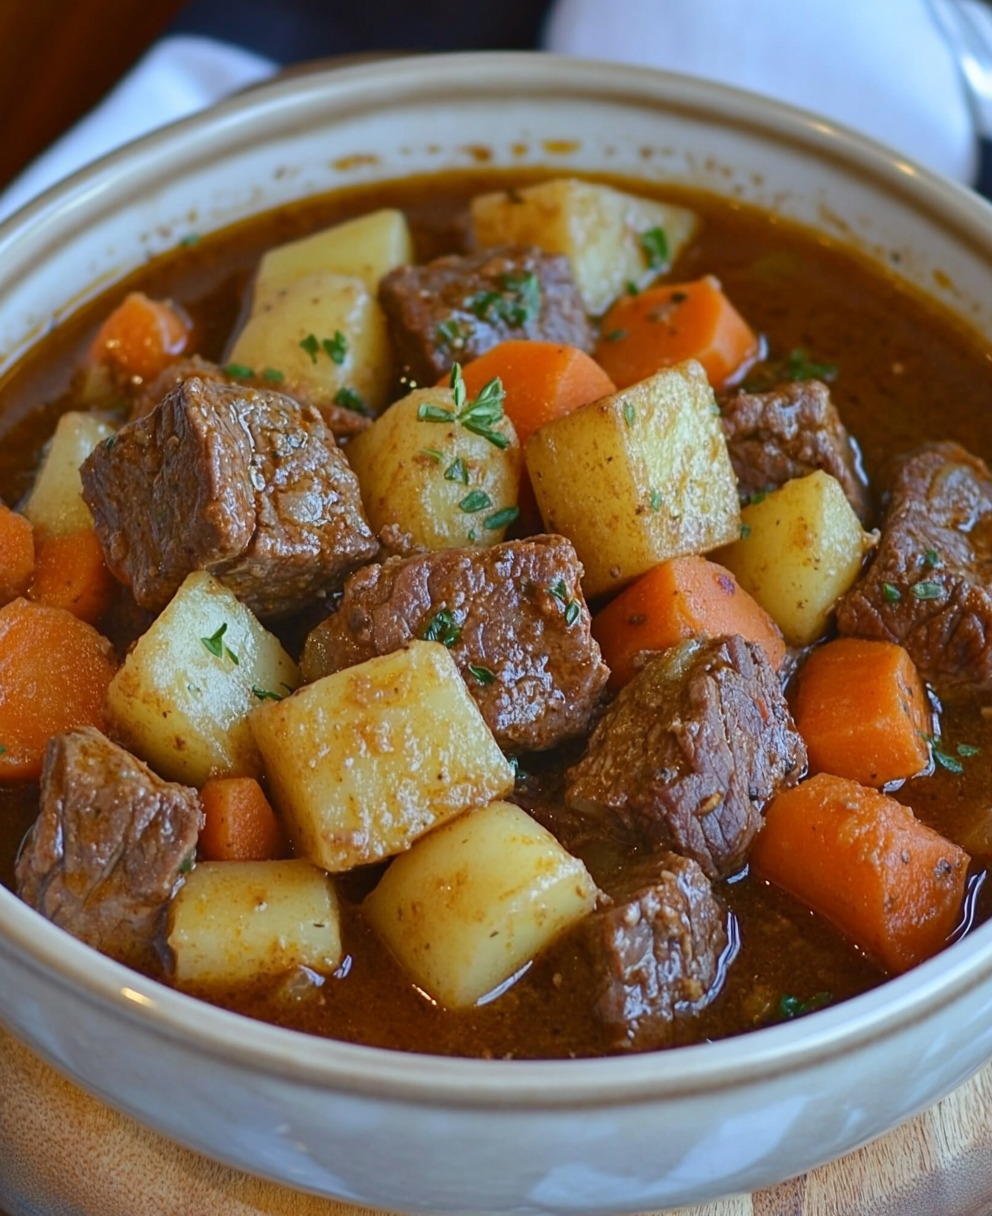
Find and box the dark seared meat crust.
[15,727,201,969]
[81,375,378,619]
[836,441,992,692]
[300,534,609,753]
[719,379,871,522]
[565,635,806,878]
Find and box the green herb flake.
[467,528,478,542]
[564,600,580,626]
[922,732,967,774]
[465,272,541,327]
[640,226,670,270]
[252,686,283,702]
[778,992,832,1021]
[623,402,636,428]
[0,745,6,756]
[605,328,627,342]
[467,663,496,685]
[923,549,942,570]
[262,367,284,383]
[299,333,321,364]
[459,490,493,514]
[436,318,467,348]
[626,279,641,296]
[911,581,944,601]
[418,401,456,423]
[786,348,838,382]
[421,448,445,463]
[178,233,201,247]
[450,362,468,410]
[444,456,470,484]
[200,622,238,665]
[740,523,752,540]
[179,852,195,874]
[748,491,768,505]
[882,582,902,604]
[323,330,348,365]
[958,742,981,758]
[649,489,662,513]
[334,386,370,416]
[547,578,569,607]
[419,608,461,648]
[484,505,520,531]
[223,362,254,379]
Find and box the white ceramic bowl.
[3,52,992,1216]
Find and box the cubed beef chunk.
[301,534,609,753]
[585,852,731,1051]
[719,379,870,522]
[15,727,201,969]
[81,375,378,619]
[565,635,806,878]
[378,244,593,386]
[836,441,992,691]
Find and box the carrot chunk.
[592,555,785,691]
[87,291,191,383]
[0,504,35,606]
[0,598,117,781]
[198,776,285,862]
[794,637,931,788]
[751,773,970,973]
[28,527,117,626]
[594,276,760,391]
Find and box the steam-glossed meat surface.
[585,852,731,1050]
[301,535,609,753]
[81,375,378,618]
[719,379,870,521]
[565,635,806,878]
[15,727,201,969]
[378,244,593,386]
[836,441,992,692]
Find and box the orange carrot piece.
[751,773,970,973]
[592,555,785,691]
[794,638,931,788]
[0,504,34,607]
[28,527,117,626]
[198,776,285,862]
[87,291,191,383]
[0,599,117,781]
[594,275,760,391]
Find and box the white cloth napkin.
[543,0,975,184]
[0,35,276,224]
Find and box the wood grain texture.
[1,1023,992,1216]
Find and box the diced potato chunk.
[21,411,115,535]
[715,470,878,646]
[365,799,598,1008]
[253,208,414,304]
[470,177,698,315]
[525,361,740,597]
[228,272,391,414]
[107,571,300,786]
[345,386,521,550]
[168,859,342,985]
[250,640,515,872]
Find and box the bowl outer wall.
[2,51,992,1214]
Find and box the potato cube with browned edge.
[106,571,300,787]
[470,177,698,315]
[525,360,740,598]
[364,799,599,1008]
[168,859,343,986]
[250,640,515,871]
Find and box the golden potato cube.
[525,360,740,597]
[168,859,342,986]
[229,272,391,414]
[715,470,878,646]
[22,411,115,535]
[250,640,515,872]
[345,386,521,550]
[470,177,698,315]
[107,571,300,787]
[365,799,598,1009]
[253,208,414,304]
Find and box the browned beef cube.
[585,852,731,1051]
[566,635,806,878]
[837,441,992,692]
[81,376,378,619]
[301,534,609,753]
[719,379,870,522]
[16,727,202,970]
[378,244,593,386]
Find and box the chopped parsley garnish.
[421,448,445,462]
[623,402,636,428]
[626,279,641,296]
[786,348,838,382]
[223,362,254,379]
[748,491,768,505]
[436,317,468,348]
[252,686,283,702]
[649,489,662,513]
[922,732,979,775]
[547,577,581,625]
[484,505,519,531]
[468,663,496,685]
[444,457,470,484]
[740,523,752,540]
[882,582,902,604]
[459,489,492,513]
[419,608,461,648]
[923,549,942,570]
[465,271,541,328]
[323,331,348,365]
[911,581,944,601]
[418,402,457,422]
[334,386,370,416]
[958,742,982,758]
[564,600,580,626]
[417,365,510,449]
[179,852,195,874]
[200,622,238,665]
[639,226,669,270]
[778,992,832,1020]
[262,367,284,383]
[299,333,321,363]
[605,328,627,342]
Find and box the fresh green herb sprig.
[922,732,980,775]
[547,578,581,626]
[417,364,510,450]
[201,622,238,665]
[465,271,541,328]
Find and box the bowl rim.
[3,48,992,1112]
